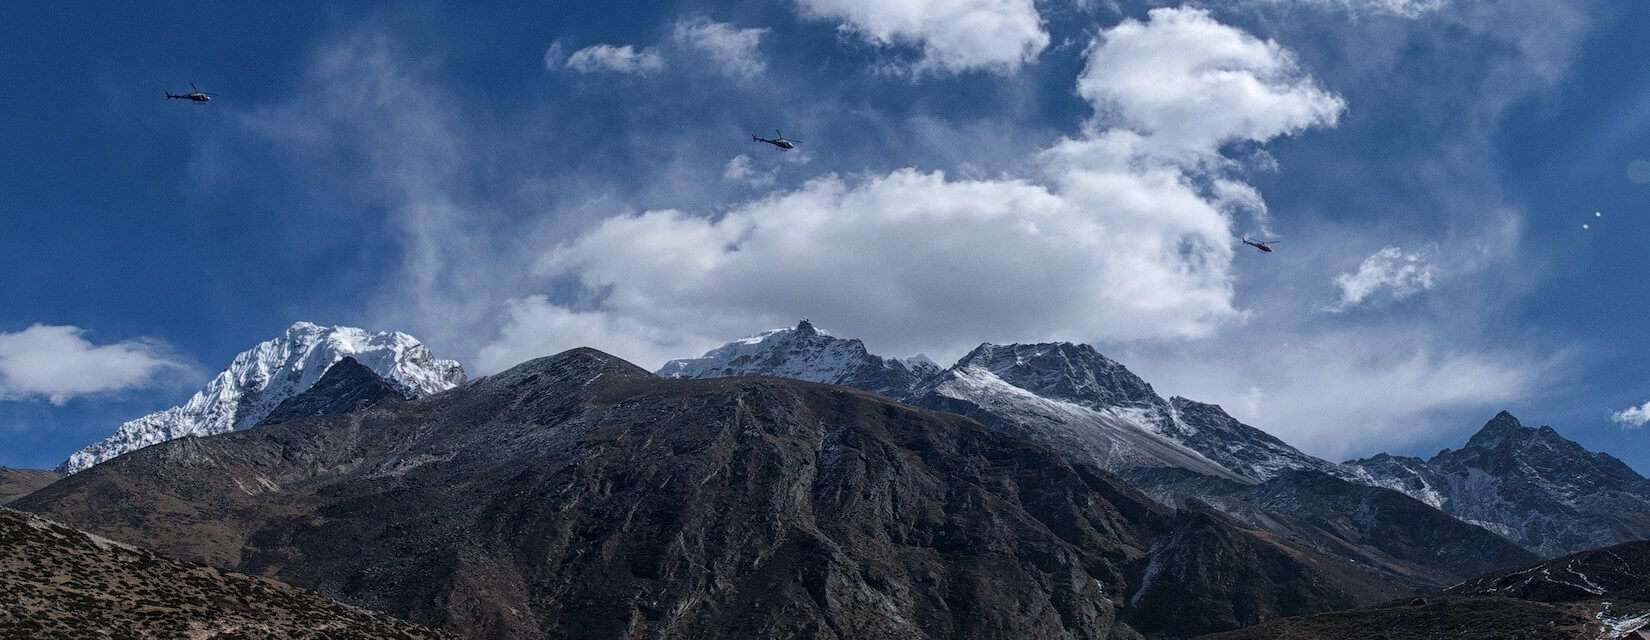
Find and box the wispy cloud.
[0,325,191,405]
[557,43,665,75]
[795,0,1049,74]
[671,18,768,79]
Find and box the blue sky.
[3,0,1649,471]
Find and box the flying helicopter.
[1241,237,1280,253]
[752,129,800,150]
[165,83,215,103]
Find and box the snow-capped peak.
[61,322,465,473]
[656,319,936,398]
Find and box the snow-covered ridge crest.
[61,322,464,474]
[657,319,938,398]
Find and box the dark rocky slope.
[20,348,1402,639]
[0,507,449,639]
[258,355,408,425]
[0,466,57,504]
[1198,540,1650,639]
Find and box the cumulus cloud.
[1079,7,1345,160]
[796,0,1049,74]
[477,8,1343,370]
[559,43,664,75]
[0,325,190,405]
[1331,246,1439,310]
[1612,401,1650,428]
[671,18,768,78]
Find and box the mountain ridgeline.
[18,319,1649,639]
[20,347,1415,639]
[657,323,1560,582]
[1346,411,1650,557]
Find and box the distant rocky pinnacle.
[1345,411,1650,556]
[61,322,465,474]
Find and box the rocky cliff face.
[0,507,450,639]
[62,322,464,474]
[1345,411,1650,557]
[17,348,1403,639]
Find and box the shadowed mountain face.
[18,348,1400,640]
[1199,541,1650,640]
[1346,411,1650,556]
[0,507,450,639]
[0,467,57,504]
[258,356,407,426]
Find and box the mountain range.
[659,321,1650,563]
[17,347,1414,639]
[9,318,1648,639]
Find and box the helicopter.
[165,83,215,103]
[752,129,800,150]
[1241,237,1280,253]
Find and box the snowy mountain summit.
[917,342,1335,484]
[656,319,938,398]
[60,322,464,473]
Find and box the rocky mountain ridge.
[1345,411,1650,557]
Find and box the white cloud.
[560,44,664,75]
[722,154,776,187]
[1079,7,1345,160]
[796,0,1049,74]
[476,10,1343,371]
[0,325,190,405]
[1120,328,1550,461]
[1612,401,1650,428]
[671,18,768,79]
[1331,246,1439,310]
[1259,0,1447,17]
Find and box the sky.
[2,0,1649,471]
